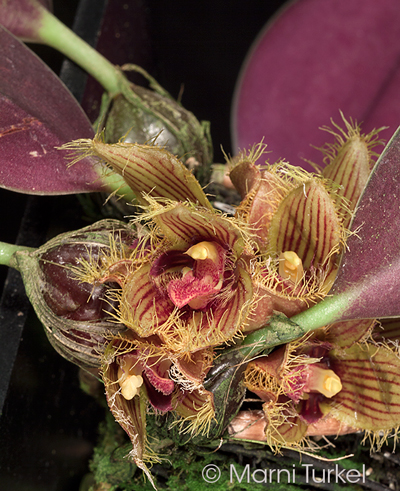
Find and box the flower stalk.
[1,0,123,97]
[0,241,34,267]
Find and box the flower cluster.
[12,115,400,488]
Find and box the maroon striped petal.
[263,405,308,447]
[268,179,343,281]
[196,265,253,347]
[153,202,246,256]
[103,358,155,487]
[233,163,286,253]
[321,119,383,227]
[323,344,400,431]
[157,265,253,355]
[174,348,213,385]
[120,264,175,338]
[87,139,211,207]
[174,388,215,436]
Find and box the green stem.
[239,294,349,358]
[36,8,137,202]
[289,293,348,331]
[37,7,126,97]
[96,169,137,203]
[0,242,35,268]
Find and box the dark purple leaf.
[232,0,400,171]
[0,25,101,195]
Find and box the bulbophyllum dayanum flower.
[234,318,400,450]
[55,116,389,486]
[78,198,255,357]
[62,137,263,482]
[228,115,384,330]
[102,335,214,486]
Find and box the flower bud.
[320,114,385,227]
[103,66,213,185]
[10,219,136,371]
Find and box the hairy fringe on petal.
[134,196,256,255]
[252,255,331,306]
[244,334,321,397]
[318,111,387,168]
[262,400,317,453]
[361,427,400,453]
[66,228,160,288]
[226,141,269,170]
[171,390,216,437]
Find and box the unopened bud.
[103,67,213,185]
[10,219,136,371]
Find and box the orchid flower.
[233,318,399,449]
[227,114,384,328]
[225,116,400,451]
[4,99,400,487]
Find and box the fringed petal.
[322,343,400,433]
[326,319,376,348]
[267,179,344,297]
[103,357,156,488]
[202,265,253,338]
[262,401,309,448]
[148,201,246,257]
[64,136,212,207]
[268,179,343,270]
[172,348,213,387]
[321,115,384,227]
[234,169,287,252]
[173,388,215,437]
[157,265,253,355]
[120,264,175,338]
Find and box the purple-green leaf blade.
[329,125,400,319]
[232,0,400,170]
[0,25,101,195]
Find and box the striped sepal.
[154,202,245,256]
[268,179,342,271]
[93,140,211,207]
[324,344,400,431]
[323,136,371,225]
[265,410,308,446]
[103,359,155,486]
[121,264,174,338]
